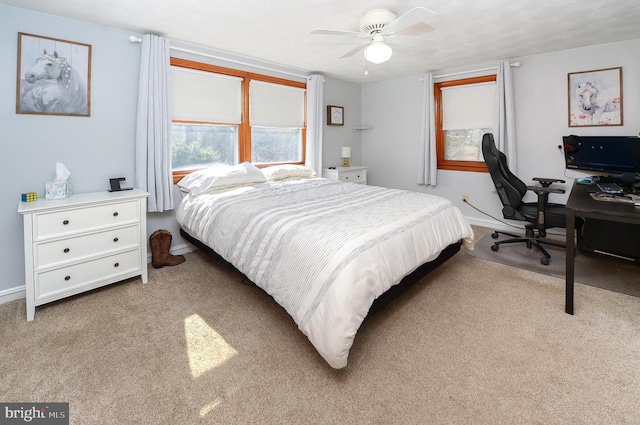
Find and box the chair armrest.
[526,185,565,195]
[532,177,565,187]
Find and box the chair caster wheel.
[491,244,499,252]
[541,257,549,265]
[491,232,499,239]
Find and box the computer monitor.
[563,135,640,175]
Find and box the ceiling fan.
[311,7,437,64]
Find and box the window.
[170,58,306,183]
[435,75,496,172]
[249,80,305,165]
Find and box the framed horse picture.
[16,33,91,117]
[568,67,622,127]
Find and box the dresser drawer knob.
[63,220,69,225]
[114,262,120,268]
[63,248,70,253]
[113,212,119,217]
[113,237,119,243]
[64,276,71,281]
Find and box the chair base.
[490,228,565,265]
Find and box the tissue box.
[45,181,72,200]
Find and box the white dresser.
[323,166,368,184]
[18,189,149,321]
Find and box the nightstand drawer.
[34,200,139,240]
[35,224,141,269]
[35,249,142,303]
[338,170,366,184]
[323,166,367,185]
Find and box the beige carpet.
[469,229,640,298]
[2,226,640,424]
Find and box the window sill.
[437,162,488,173]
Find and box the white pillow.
[262,164,316,181]
[177,162,267,196]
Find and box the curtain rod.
[170,46,309,80]
[129,35,309,79]
[433,62,521,80]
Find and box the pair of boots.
[149,229,186,269]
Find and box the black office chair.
[481,133,583,265]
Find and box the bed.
[176,163,474,369]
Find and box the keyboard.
[596,182,624,194]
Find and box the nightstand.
[18,189,149,321]
[323,166,367,184]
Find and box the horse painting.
[19,49,88,115]
[575,81,620,125]
[569,67,622,127]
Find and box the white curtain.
[494,60,517,173]
[135,34,174,212]
[418,72,437,185]
[305,74,325,175]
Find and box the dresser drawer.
[35,224,141,269]
[338,170,366,184]
[35,249,142,303]
[34,200,140,240]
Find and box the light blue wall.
[1,6,141,296]
[362,38,640,230]
[322,77,362,169]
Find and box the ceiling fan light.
[364,42,392,64]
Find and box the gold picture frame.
[568,67,622,127]
[327,105,344,126]
[16,32,92,117]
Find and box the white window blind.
[250,80,305,127]
[442,82,495,130]
[171,67,242,124]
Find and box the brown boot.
[150,229,186,268]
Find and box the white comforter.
[176,178,474,368]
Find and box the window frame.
[434,74,496,173]
[170,57,307,183]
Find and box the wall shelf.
[354,126,373,130]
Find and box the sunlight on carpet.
[199,397,225,417]
[184,314,237,378]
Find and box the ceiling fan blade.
[338,42,368,59]
[384,7,436,35]
[387,34,433,49]
[311,29,363,37]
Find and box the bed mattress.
[176,178,474,368]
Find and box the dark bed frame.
[179,228,462,319]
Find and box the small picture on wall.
[16,32,91,117]
[568,67,622,127]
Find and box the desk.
[565,182,640,314]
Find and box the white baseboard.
[145,242,197,262]
[465,216,517,233]
[0,286,26,304]
[465,215,568,237]
[171,242,197,256]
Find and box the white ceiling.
[3,0,640,84]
